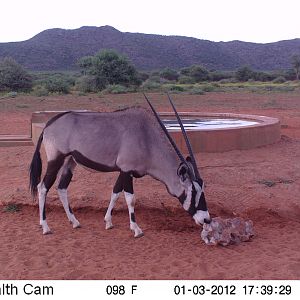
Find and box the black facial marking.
[197,191,207,211]
[130,213,136,223]
[178,192,186,205]
[187,186,197,216]
[179,185,207,217]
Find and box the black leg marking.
[68,205,73,214]
[113,173,124,194]
[123,173,134,194]
[113,172,134,194]
[58,169,73,189]
[40,155,65,225]
[130,212,136,223]
[43,155,65,191]
[42,206,46,221]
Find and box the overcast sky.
[1,0,299,43]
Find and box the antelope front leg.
[124,192,143,238]
[104,192,120,229]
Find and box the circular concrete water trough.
[31,111,280,153]
[160,112,280,153]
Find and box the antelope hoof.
[41,222,52,235]
[105,223,114,230]
[73,222,81,229]
[134,232,144,238]
[43,229,52,235]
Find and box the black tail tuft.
[29,133,43,197]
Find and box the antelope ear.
[177,163,189,182]
[185,156,196,179]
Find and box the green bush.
[188,87,205,95]
[103,84,132,94]
[75,75,97,93]
[201,84,216,92]
[78,50,141,91]
[141,79,161,91]
[137,72,150,82]
[180,65,210,82]
[272,76,286,83]
[160,68,179,81]
[209,71,234,81]
[235,66,254,82]
[168,84,185,92]
[0,57,33,92]
[32,85,49,97]
[178,75,196,84]
[218,78,238,84]
[44,75,71,94]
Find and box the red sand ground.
[0,92,300,279]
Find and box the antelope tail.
[29,132,43,197]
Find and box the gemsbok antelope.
[29,94,210,236]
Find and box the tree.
[159,68,179,81]
[0,57,33,91]
[235,66,254,82]
[180,65,209,82]
[78,50,141,91]
[291,55,300,81]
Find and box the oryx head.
[144,93,211,226]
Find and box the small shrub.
[137,72,150,82]
[219,78,238,84]
[258,179,276,187]
[168,85,185,92]
[160,68,179,81]
[3,203,21,213]
[188,87,205,95]
[141,79,161,91]
[32,85,49,97]
[235,66,254,82]
[103,84,131,94]
[44,75,71,94]
[201,84,216,92]
[178,75,196,84]
[7,91,18,98]
[272,76,286,83]
[147,75,161,83]
[75,75,97,93]
[261,85,295,92]
[209,71,234,81]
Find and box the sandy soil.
[0,92,300,279]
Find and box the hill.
[0,26,300,71]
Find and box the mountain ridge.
[0,26,299,71]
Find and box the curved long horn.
[167,93,201,179]
[143,93,187,165]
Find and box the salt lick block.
[201,217,254,246]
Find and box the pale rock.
[201,217,254,246]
